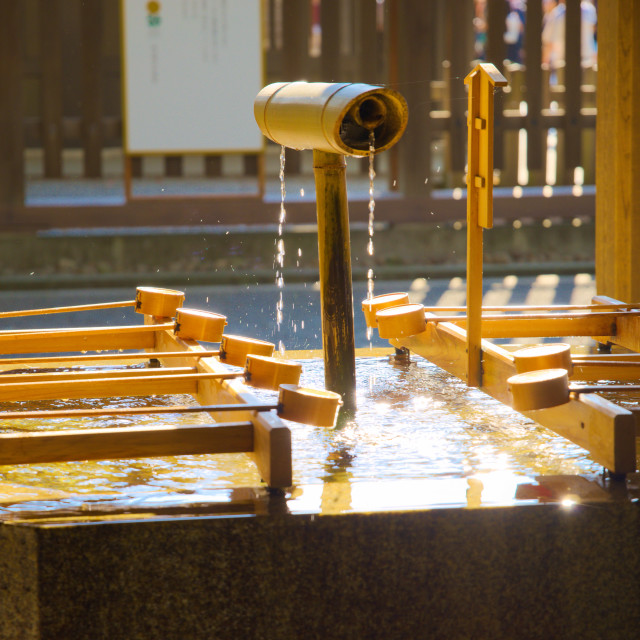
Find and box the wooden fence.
[0,0,596,230]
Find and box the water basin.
[0,353,608,517]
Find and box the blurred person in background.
[543,0,597,78]
[504,0,526,64]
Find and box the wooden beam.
[443,311,620,338]
[592,295,640,352]
[0,422,254,465]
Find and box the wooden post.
[596,0,640,302]
[524,0,544,185]
[0,0,24,221]
[313,150,357,412]
[448,0,475,187]
[464,63,507,387]
[320,0,341,81]
[39,0,63,178]
[280,0,310,175]
[81,0,103,178]
[395,0,432,196]
[563,0,582,185]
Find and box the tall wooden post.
[464,64,507,387]
[596,0,640,302]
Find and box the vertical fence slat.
[525,0,544,185]
[563,0,582,182]
[395,0,432,196]
[282,0,310,80]
[39,0,63,178]
[280,0,310,174]
[486,0,507,65]
[165,156,183,178]
[81,0,103,178]
[321,0,341,81]
[205,156,223,177]
[357,0,378,176]
[0,0,24,218]
[486,0,507,171]
[265,0,282,82]
[447,0,474,185]
[358,0,378,84]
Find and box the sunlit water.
[0,356,605,514]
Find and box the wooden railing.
[0,0,596,230]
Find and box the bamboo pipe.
[313,150,356,412]
[0,366,203,383]
[255,82,408,413]
[0,323,175,356]
[0,287,185,321]
[0,322,173,337]
[0,299,136,319]
[254,82,408,156]
[0,403,278,421]
[0,387,341,428]
[0,350,221,366]
[0,371,243,402]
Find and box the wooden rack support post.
[463,63,507,387]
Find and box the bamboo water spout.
[254,82,408,411]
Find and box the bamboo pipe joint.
[254,81,408,156]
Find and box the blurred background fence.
[0,0,597,231]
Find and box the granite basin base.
[2,499,640,640]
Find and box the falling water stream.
[275,145,286,355]
[366,133,376,342]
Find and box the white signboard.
[121,0,263,154]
